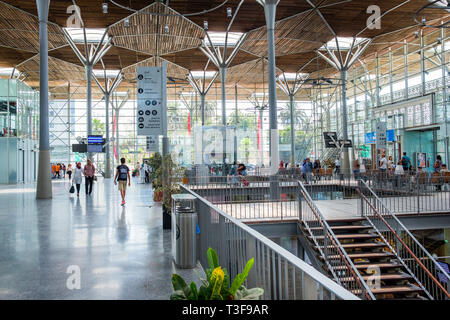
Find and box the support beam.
[259,0,280,200]
[36,0,52,199]
[92,68,123,178]
[63,25,111,162]
[442,23,449,165]
[86,64,92,160]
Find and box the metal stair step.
[351,285,423,296]
[326,252,394,260]
[320,242,387,250]
[339,272,413,282]
[333,262,403,270]
[310,225,373,231]
[313,233,379,240]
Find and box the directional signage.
[146,136,159,152]
[323,132,338,148]
[338,139,352,149]
[375,121,387,150]
[136,67,164,136]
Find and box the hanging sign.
[146,136,159,152]
[375,121,387,151]
[136,67,164,136]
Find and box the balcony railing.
[181,185,360,300]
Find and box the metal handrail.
[181,184,360,300]
[298,181,375,300]
[357,179,450,300]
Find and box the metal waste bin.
[172,194,197,268]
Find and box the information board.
[375,122,387,150]
[146,136,159,152]
[136,67,164,136]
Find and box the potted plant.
[152,154,184,229]
[170,248,264,300]
[153,186,163,202]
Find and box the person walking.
[114,158,131,206]
[433,155,443,173]
[387,156,394,171]
[379,154,387,173]
[401,152,412,171]
[83,159,96,196]
[334,157,341,176]
[66,163,73,181]
[55,163,60,179]
[73,162,83,197]
[303,158,313,184]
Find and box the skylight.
[93,69,120,78]
[190,71,217,79]
[64,28,109,44]
[320,37,369,50]
[0,68,19,76]
[251,92,267,98]
[205,32,244,47]
[278,72,309,81]
[181,91,198,97]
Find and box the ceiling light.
[421,17,426,24]
[165,25,169,34]
[414,31,419,38]
[102,2,108,14]
[227,7,232,18]
[204,21,208,31]
[124,17,130,27]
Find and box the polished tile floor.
[0,177,178,299]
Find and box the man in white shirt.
[380,154,387,172]
[334,158,341,176]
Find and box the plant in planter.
[150,153,185,228]
[153,186,163,202]
[170,248,264,300]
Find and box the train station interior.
[0,0,449,301]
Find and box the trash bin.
[171,194,197,268]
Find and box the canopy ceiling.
[0,0,448,100]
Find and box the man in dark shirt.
[114,158,131,206]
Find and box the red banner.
[187,113,191,135]
[257,115,261,150]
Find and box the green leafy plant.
[170,248,264,300]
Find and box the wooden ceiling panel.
[19,56,85,82]
[0,47,36,68]
[0,1,66,53]
[110,2,204,55]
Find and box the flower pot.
[162,205,171,230]
[153,190,163,202]
[182,177,189,184]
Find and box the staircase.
[302,217,427,300]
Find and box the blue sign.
[386,129,395,142]
[365,132,375,144]
[365,130,395,144]
[88,135,103,144]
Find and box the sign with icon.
[146,136,159,152]
[136,67,164,136]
